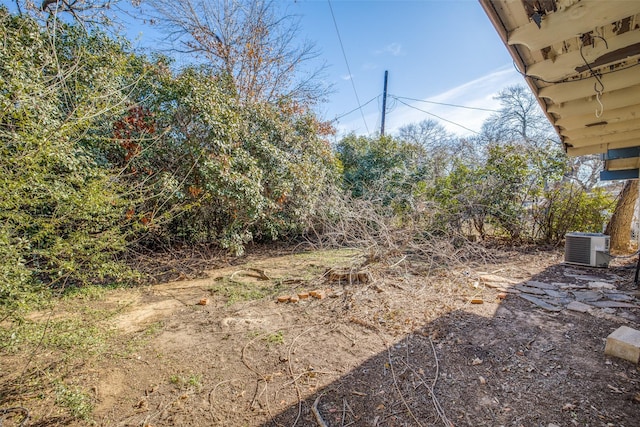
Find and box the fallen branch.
[311,393,329,427]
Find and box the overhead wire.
[327,0,370,133]
[391,95,500,113]
[332,94,380,122]
[394,98,480,135]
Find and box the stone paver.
[484,270,639,316]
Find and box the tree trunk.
[604,179,638,253]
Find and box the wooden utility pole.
[381,70,388,136]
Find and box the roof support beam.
[567,137,640,156]
[603,147,640,161]
[548,85,640,117]
[556,104,640,131]
[527,30,640,82]
[600,169,640,181]
[600,169,639,181]
[565,129,640,148]
[508,1,640,51]
[563,120,640,141]
[539,65,640,104]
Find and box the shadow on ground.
[262,262,640,427]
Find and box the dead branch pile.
[304,188,493,273]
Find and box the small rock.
[525,281,558,290]
[478,376,486,385]
[515,284,547,295]
[519,294,563,311]
[544,289,569,298]
[572,290,602,302]
[310,290,326,299]
[479,274,519,285]
[472,357,483,365]
[588,301,639,309]
[603,291,635,302]
[588,281,615,290]
[575,275,613,282]
[566,301,591,313]
[497,292,507,300]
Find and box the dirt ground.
[1,245,639,426]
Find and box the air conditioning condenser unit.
[564,232,610,268]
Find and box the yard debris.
[277,295,291,303]
[470,298,484,304]
[297,292,310,299]
[479,274,520,286]
[196,298,209,305]
[326,268,372,284]
[289,295,299,303]
[310,290,326,299]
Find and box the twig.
[0,407,29,427]
[288,326,318,427]
[386,346,424,427]
[311,393,329,427]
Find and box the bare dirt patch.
[1,246,639,426]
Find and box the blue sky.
[5,0,528,138]
[289,0,525,137]
[116,0,528,138]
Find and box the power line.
[327,0,370,134]
[394,98,480,135]
[333,94,380,122]
[391,95,500,113]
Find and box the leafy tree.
[0,9,139,321]
[336,134,428,211]
[132,66,337,254]
[533,182,613,244]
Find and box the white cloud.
[375,42,404,56]
[387,67,525,136]
[341,74,353,81]
[334,66,526,137]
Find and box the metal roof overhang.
[479,0,640,177]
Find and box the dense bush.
[0,10,137,323]
[533,182,614,244]
[0,8,339,324]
